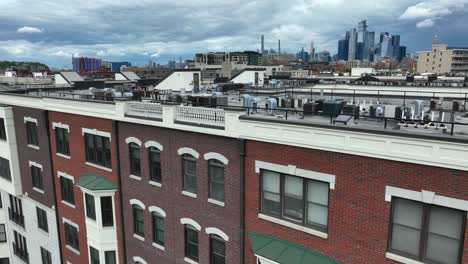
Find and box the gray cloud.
[0,0,466,68]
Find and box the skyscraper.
[310,41,315,62]
[380,34,392,58]
[392,35,401,58]
[278,39,281,54]
[348,28,358,61]
[337,39,349,61]
[358,20,367,43]
[365,31,375,61]
[261,35,264,54]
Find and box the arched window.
[185,224,199,262]
[132,204,144,236]
[209,159,225,202]
[210,234,226,264]
[182,154,197,194]
[149,147,161,183]
[129,143,141,176]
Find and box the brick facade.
[118,122,242,264]
[48,112,125,264]
[244,140,468,264]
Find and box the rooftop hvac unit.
[323,101,343,117]
[342,105,360,119]
[241,94,252,108]
[265,98,277,115]
[303,103,318,116]
[376,105,385,118]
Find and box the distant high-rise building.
[380,34,392,58]
[358,20,367,43]
[348,28,358,61]
[365,31,375,61]
[337,39,349,61]
[392,35,401,58]
[380,32,389,43]
[72,56,102,72]
[310,41,316,62]
[296,47,309,62]
[261,35,265,54]
[398,46,407,61]
[110,61,132,72]
[278,40,281,54]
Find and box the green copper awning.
[248,232,340,264]
[76,174,118,191]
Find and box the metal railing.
[8,208,24,227]
[13,242,29,263]
[126,102,163,119]
[176,106,225,127]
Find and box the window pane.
[101,197,114,227]
[390,199,423,256]
[130,144,141,176]
[105,251,116,264]
[183,157,197,193]
[307,204,328,227]
[85,194,96,220]
[209,163,225,201]
[307,181,329,227]
[283,175,304,220]
[262,171,280,215]
[425,206,464,264]
[149,148,161,182]
[90,246,100,264]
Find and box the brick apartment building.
[0,85,466,264]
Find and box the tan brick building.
[417,36,468,75]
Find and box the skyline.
[0,0,467,68]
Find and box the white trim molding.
[28,161,43,170]
[133,256,148,264]
[144,141,164,151]
[129,199,146,209]
[385,186,468,213]
[255,160,336,189]
[52,122,70,131]
[205,227,229,241]
[125,137,142,146]
[256,255,280,264]
[258,213,328,239]
[184,257,199,264]
[385,252,424,264]
[81,128,111,141]
[180,218,201,231]
[204,152,229,165]
[58,171,74,183]
[148,206,166,218]
[23,116,38,124]
[62,217,79,231]
[177,147,199,159]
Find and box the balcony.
[13,243,29,263]
[176,106,225,128]
[126,101,163,120]
[8,208,24,227]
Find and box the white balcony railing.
[126,102,163,119]
[176,106,225,127]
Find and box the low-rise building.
[417,36,468,75]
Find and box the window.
[133,205,144,236]
[209,160,225,202]
[40,247,51,264]
[388,198,465,264]
[152,213,164,246]
[261,170,329,231]
[13,231,28,262]
[85,133,112,168]
[0,258,9,264]
[183,155,197,193]
[104,251,116,264]
[9,195,24,227]
[55,127,70,156]
[60,177,74,204]
[37,207,48,232]
[0,157,11,181]
[185,225,199,262]
[149,147,161,183]
[90,246,99,264]
[31,165,43,190]
[64,222,79,251]
[85,194,96,220]
[101,197,114,227]
[0,118,6,141]
[129,143,140,176]
[26,121,38,146]
[0,224,6,242]
[210,235,225,264]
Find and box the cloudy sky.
[1,0,467,68]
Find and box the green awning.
[248,232,340,264]
[76,174,118,191]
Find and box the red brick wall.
[244,140,468,264]
[48,112,124,264]
[118,122,241,264]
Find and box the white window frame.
[180,218,201,231]
[125,137,142,146]
[205,227,229,241]
[52,122,70,131]
[203,152,228,165]
[81,128,111,141]
[144,141,163,151]
[23,116,38,124]
[177,147,199,159]
[129,199,146,210]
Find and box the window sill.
[208,198,225,207]
[133,234,145,241]
[32,187,45,194]
[66,245,80,255]
[27,144,39,150]
[56,153,71,159]
[38,228,49,236]
[181,191,197,199]
[85,162,112,172]
[129,175,142,181]
[149,181,162,187]
[184,257,199,264]
[258,213,328,239]
[61,200,76,209]
[152,242,165,251]
[385,252,424,264]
